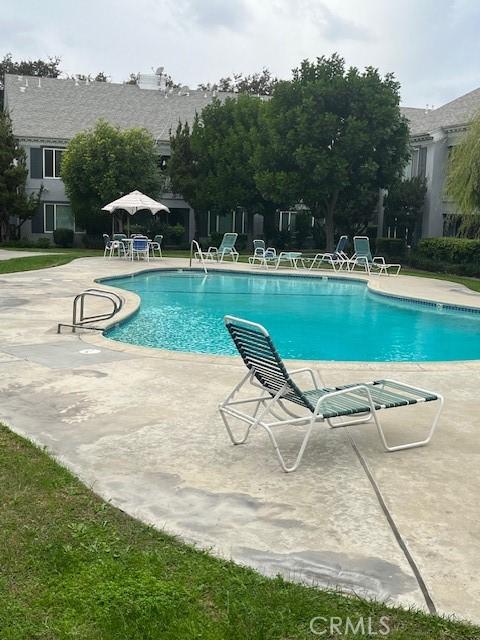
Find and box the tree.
[0,52,61,81]
[0,111,42,241]
[198,68,277,96]
[254,55,410,249]
[445,113,480,237]
[383,177,426,243]
[61,120,161,234]
[0,53,62,107]
[168,96,275,234]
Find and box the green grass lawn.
[0,424,478,639]
[1,247,480,294]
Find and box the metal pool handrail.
[57,288,124,333]
[189,240,208,275]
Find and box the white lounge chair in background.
[349,236,401,275]
[248,240,277,266]
[308,235,349,271]
[205,233,239,262]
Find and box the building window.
[278,210,296,231]
[43,148,65,178]
[44,203,75,232]
[408,146,427,179]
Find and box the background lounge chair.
[248,239,277,266]
[349,236,401,275]
[219,316,443,472]
[205,233,239,262]
[308,235,349,271]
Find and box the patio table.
[274,251,304,269]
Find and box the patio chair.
[248,239,277,266]
[349,236,401,275]
[150,234,163,258]
[219,316,443,472]
[308,235,349,271]
[103,233,126,258]
[131,237,150,262]
[205,232,239,262]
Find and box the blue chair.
[131,237,149,261]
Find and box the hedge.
[375,237,407,260]
[53,228,74,248]
[415,238,480,264]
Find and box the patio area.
[0,256,478,624]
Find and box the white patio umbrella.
[102,190,170,235]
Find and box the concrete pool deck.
[0,256,478,623]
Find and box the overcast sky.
[3,0,480,108]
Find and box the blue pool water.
[104,270,480,361]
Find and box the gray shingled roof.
[4,74,232,141]
[401,88,480,137]
[5,73,480,141]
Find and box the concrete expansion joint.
[347,430,437,615]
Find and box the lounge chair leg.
[370,396,444,452]
[261,419,315,473]
[220,410,254,445]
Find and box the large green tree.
[254,55,410,249]
[169,95,275,234]
[61,120,161,234]
[445,113,480,237]
[0,111,42,241]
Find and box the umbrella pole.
[112,213,115,237]
[127,217,130,236]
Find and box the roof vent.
[136,67,171,92]
[19,86,26,93]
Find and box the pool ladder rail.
[57,288,124,334]
[189,240,208,275]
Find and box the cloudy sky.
[3,0,480,107]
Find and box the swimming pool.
[104,270,480,362]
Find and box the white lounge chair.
[308,235,349,271]
[349,236,401,275]
[204,233,239,262]
[248,240,277,266]
[219,316,443,472]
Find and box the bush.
[415,238,480,264]
[408,255,480,277]
[375,237,407,260]
[53,227,74,248]
[82,234,104,250]
[36,237,51,249]
[0,239,37,248]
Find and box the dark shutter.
[30,148,43,179]
[31,204,44,233]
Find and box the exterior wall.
[409,126,468,239]
[21,141,74,241]
[17,139,196,244]
[422,130,449,237]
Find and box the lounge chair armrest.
[372,256,386,264]
[289,367,320,389]
[207,246,218,253]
